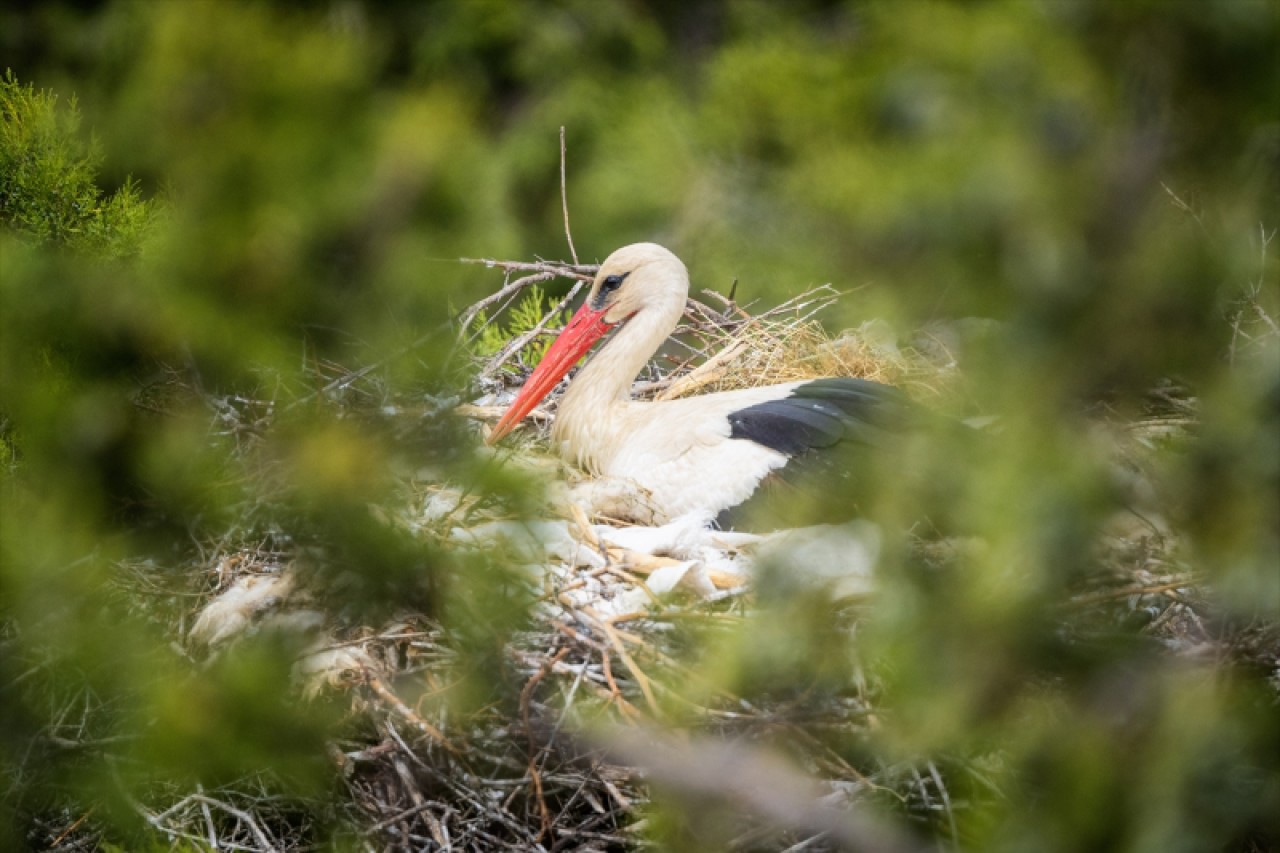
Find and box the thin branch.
[928,762,958,849]
[521,645,571,842]
[188,795,277,853]
[455,270,559,343]
[363,669,458,754]
[560,126,579,266]
[459,257,597,280]
[1065,578,1197,608]
[196,785,218,852]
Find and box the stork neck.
[552,300,681,462]
[569,307,670,406]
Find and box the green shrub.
[0,70,154,257]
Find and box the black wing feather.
[726,400,846,455]
[726,378,908,456]
[716,378,913,530]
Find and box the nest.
[27,256,1279,852]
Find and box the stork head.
[586,242,689,324]
[486,243,689,444]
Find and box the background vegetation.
[2,1,1277,851]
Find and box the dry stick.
[423,804,451,848]
[928,761,959,849]
[364,801,440,835]
[521,646,572,843]
[597,644,630,716]
[1253,297,1280,335]
[188,795,278,853]
[49,808,95,847]
[383,716,431,773]
[456,270,559,344]
[551,784,601,836]
[1064,578,1196,608]
[1145,600,1186,635]
[588,611,660,714]
[454,403,552,423]
[560,126,579,266]
[489,277,534,321]
[775,721,877,789]
[460,257,597,279]
[656,338,752,402]
[601,778,632,812]
[553,620,645,721]
[138,802,225,851]
[457,260,591,380]
[44,733,136,750]
[390,756,430,844]
[509,646,620,707]
[779,833,831,853]
[195,784,217,851]
[306,630,438,656]
[540,666,592,809]
[673,287,838,360]
[909,765,935,828]
[363,670,459,755]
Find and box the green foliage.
[0,70,153,257]
[1,1,1277,850]
[469,285,553,366]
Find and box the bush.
[2,2,1277,851]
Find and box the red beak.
[486,301,614,444]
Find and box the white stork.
[487,243,907,526]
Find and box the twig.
[363,800,439,835]
[454,403,552,423]
[521,646,571,842]
[560,127,578,266]
[588,610,661,714]
[508,646,625,708]
[390,756,430,843]
[779,833,831,852]
[49,808,95,847]
[656,338,751,402]
[927,761,958,849]
[597,641,640,721]
[188,795,278,853]
[909,764,934,818]
[363,670,458,754]
[1065,578,1197,608]
[1160,181,1204,229]
[456,270,559,344]
[43,733,136,750]
[196,783,218,851]
[459,257,597,279]
[303,629,439,656]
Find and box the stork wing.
[716,378,914,529]
[726,378,909,456]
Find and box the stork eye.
[601,272,629,293]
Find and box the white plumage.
[490,243,901,526]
